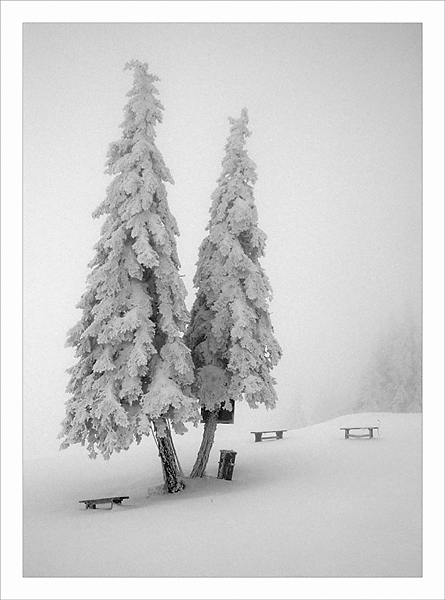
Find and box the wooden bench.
[79,496,129,510]
[251,430,287,442]
[340,426,379,439]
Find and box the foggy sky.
[1,4,442,599]
[22,21,422,454]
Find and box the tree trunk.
[153,419,185,493]
[190,409,219,478]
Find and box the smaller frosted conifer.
[186,108,282,415]
[60,61,197,462]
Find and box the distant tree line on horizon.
[354,316,421,414]
[292,313,422,428]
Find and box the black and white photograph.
[1,1,444,599]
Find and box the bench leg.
[254,433,262,442]
[344,430,349,439]
[369,429,373,438]
[276,432,283,439]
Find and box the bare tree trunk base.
[190,409,219,478]
[154,419,185,493]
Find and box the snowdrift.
[23,412,421,578]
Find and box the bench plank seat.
[340,426,379,439]
[79,495,129,509]
[251,430,287,442]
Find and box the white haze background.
[1,1,444,599]
[24,20,423,451]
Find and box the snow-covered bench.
[340,426,379,439]
[79,496,129,509]
[251,430,287,442]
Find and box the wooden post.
[217,450,237,480]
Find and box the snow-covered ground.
[18,410,428,596]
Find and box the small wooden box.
[201,399,235,424]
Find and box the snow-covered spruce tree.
[60,60,198,493]
[355,316,422,413]
[185,108,282,477]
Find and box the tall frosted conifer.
[185,109,282,477]
[60,61,197,493]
